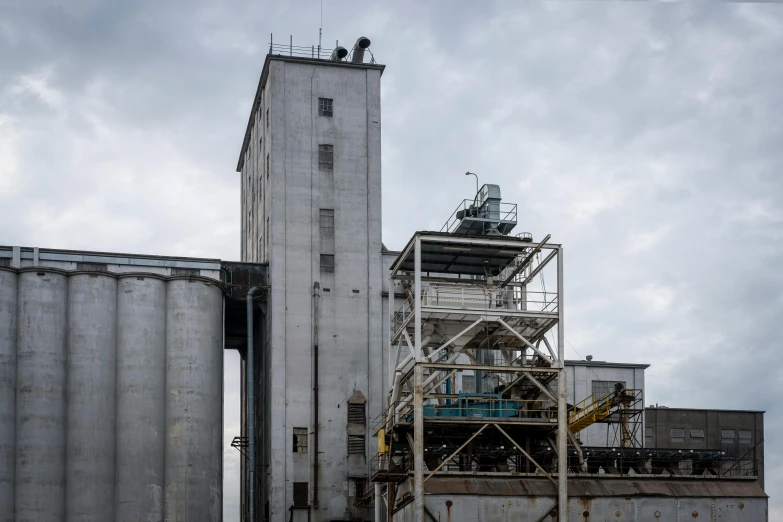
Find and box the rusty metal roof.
[423,476,766,498]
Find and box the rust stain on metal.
[445,500,452,522]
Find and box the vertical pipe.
[413,236,424,522]
[247,286,262,522]
[556,246,568,520]
[16,268,68,522]
[312,282,320,508]
[66,272,118,522]
[165,278,223,521]
[413,364,424,522]
[116,275,166,522]
[0,268,17,522]
[374,483,382,522]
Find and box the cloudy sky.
[2,0,782,518]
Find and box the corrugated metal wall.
[0,266,223,522]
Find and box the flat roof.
[566,359,650,369]
[236,53,385,172]
[392,231,556,277]
[647,407,765,414]
[0,245,222,270]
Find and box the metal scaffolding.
[374,232,568,521]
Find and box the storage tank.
[0,268,17,522]
[16,268,68,522]
[66,272,118,521]
[0,267,225,521]
[116,274,167,522]
[165,277,224,522]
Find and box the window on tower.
[318,144,333,171]
[320,254,335,274]
[318,97,333,117]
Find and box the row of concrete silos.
[0,267,224,522]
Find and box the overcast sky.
[1,0,781,519]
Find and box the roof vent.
[330,46,348,61]
[586,355,593,362]
[351,36,371,63]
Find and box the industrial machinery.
[369,186,764,522]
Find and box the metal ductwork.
[330,46,348,61]
[351,36,371,63]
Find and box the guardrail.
[441,200,518,234]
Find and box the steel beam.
[414,237,422,361]
[423,424,488,483]
[422,362,560,374]
[500,234,551,289]
[496,318,553,363]
[492,424,557,487]
[521,249,558,286]
[413,364,424,522]
[419,234,561,250]
[556,246,568,520]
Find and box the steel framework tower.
[373,229,569,521]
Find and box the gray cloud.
[2,0,782,518]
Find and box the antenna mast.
[318,0,323,59]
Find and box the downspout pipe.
[312,282,321,509]
[247,286,263,522]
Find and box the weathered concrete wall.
[243,56,384,521]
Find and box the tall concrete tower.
[237,39,384,521]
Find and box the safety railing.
[421,285,558,313]
[441,200,518,234]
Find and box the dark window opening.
[348,402,366,424]
[293,482,308,507]
[690,428,705,438]
[171,268,201,277]
[670,428,685,443]
[318,144,333,171]
[319,209,334,234]
[0,258,10,266]
[76,262,108,272]
[318,97,333,117]
[293,427,308,453]
[320,254,334,274]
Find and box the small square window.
[738,430,752,441]
[320,254,335,274]
[690,428,705,438]
[592,380,625,398]
[318,97,333,117]
[319,209,334,234]
[670,428,685,442]
[461,375,475,393]
[293,427,308,453]
[318,144,333,171]
[721,429,735,440]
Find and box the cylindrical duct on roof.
[330,46,348,61]
[0,268,17,522]
[116,274,167,522]
[66,272,118,521]
[164,277,224,522]
[351,36,371,63]
[16,268,68,522]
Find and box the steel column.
[556,246,567,520]
[413,364,424,522]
